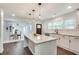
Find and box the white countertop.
[45,32,79,37]
[26,35,57,44]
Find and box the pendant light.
[32,9,35,20]
[38,3,42,20]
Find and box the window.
[64,18,76,29]
[47,15,76,29]
[48,21,63,29]
[52,21,63,29]
[29,25,32,31]
[48,23,53,29]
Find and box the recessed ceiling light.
[67,6,72,9]
[12,13,15,16]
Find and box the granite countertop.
[25,35,57,44]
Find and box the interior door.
[36,24,42,35]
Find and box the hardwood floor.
[2,41,32,55]
[57,47,76,55]
[0,41,76,55]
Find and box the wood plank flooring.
[57,47,76,55]
[0,41,76,55]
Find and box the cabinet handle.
[69,40,71,43]
[58,38,60,40]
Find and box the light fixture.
[32,9,35,19]
[38,3,42,5]
[67,6,72,9]
[39,15,41,18]
[12,13,15,16]
[38,3,42,19]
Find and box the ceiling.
[0,3,79,21]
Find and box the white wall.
[0,19,1,40]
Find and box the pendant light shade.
[38,3,42,5]
[38,3,42,19]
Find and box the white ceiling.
[0,3,79,21]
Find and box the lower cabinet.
[59,36,79,54]
[49,34,60,45]
[28,37,57,55]
[70,37,79,53]
[59,35,70,49]
[45,33,79,54]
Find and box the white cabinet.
[59,35,70,49]
[59,35,79,54]
[28,36,57,55]
[49,34,60,45]
[58,35,63,46]
[70,37,79,53]
[45,33,79,54]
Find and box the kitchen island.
[25,35,57,55]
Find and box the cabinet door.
[70,37,79,52]
[58,35,64,46]
[57,35,61,45]
[49,34,59,45]
[59,36,69,49]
